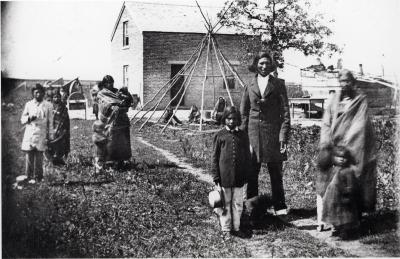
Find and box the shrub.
[169,119,398,211]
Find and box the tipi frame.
[131,1,246,132]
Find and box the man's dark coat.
[240,75,290,162]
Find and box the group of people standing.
[20,52,376,241]
[211,51,290,237]
[211,51,376,240]
[20,75,133,183]
[21,84,70,183]
[91,75,133,171]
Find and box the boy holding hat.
[212,106,251,237]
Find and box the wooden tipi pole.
[161,37,206,133]
[138,35,208,127]
[199,33,211,131]
[215,40,246,88]
[139,52,201,130]
[210,36,234,105]
[130,35,207,123]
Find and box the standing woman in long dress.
[240,51,291,216]
[317,69,377,238]
[46,89,70,165]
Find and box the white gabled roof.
[111,1,239,41]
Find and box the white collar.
[258,73,274,80]
[225,126,239,132]
[32,99,44,105]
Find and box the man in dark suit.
[240,51,290,216]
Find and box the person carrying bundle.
[93,75,133,170]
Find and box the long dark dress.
[317,164,360,227]
[318,92,377,228]
[47,102,70,163]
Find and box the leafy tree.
[218,0,341,66]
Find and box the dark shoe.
[331,227,341,237]
[231,230,250,239]
[339,228,359,240]
[317,224,331,232]
[52,157,66,166]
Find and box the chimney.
[337,58,343,69]
[359,64,364,76]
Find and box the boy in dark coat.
[212,106,251,236]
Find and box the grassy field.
[2,87,399,257]
[134,118,400,255]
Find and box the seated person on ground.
[188,105,201,124]
[212,96,226,125]
[162,106,182,126]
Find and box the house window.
[123,21,129,46]
[123,65,129,87]
[222,77,235,89]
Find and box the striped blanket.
[95,87,132,162]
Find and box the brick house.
[110,2,258,110]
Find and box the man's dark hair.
[31,83,45,95]
[248,51,276,73]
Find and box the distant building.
[110,2,258,109]
[299,66,397,115]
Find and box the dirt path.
[289,218,393,257]
[136,136,390,257]
[136,137,213,184]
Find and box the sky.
[1,0,400,83]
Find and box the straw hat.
[208,189,223,208]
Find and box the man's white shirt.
[257,74,270,96]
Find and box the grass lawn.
[134,119,400,256]
[2,88,398,257]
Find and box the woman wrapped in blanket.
[46,89,70,165]
[316,69,377,240]
[93,75,133,170]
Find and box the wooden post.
[133,36,207,125]
[195,1,212,28]
[134,71,185,125]
[210,1,234,32]
[139,58,199,130]
[216,44,246,88]
[131,35,207,123]
[200,33,211,131]
[161,38,206,133]
[211,36,233,105]
[150,37,209,126]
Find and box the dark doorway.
[170,64,185,106]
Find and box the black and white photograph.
[1,0,399,257]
